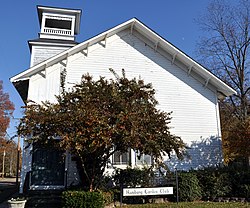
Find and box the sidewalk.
[0,177,19,208]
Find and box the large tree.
[18,69,185,191]
[0,81,15,176]
[0,137,19,177]
[196,0,250,164]
[0,81,14,139]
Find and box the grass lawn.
[123,202,249,208]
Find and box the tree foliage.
[0,81,15,176]
[222,114,250,164]
[18,69,185,191]
[0,137,20,177]
[0,80,14,139]
[196,0,250,163]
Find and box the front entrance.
[31,147,65,186]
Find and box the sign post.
[175,168,179,204]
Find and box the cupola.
[37,6,81,41]
[28,6,82,67]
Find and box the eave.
[12,79,29,103]
[10,18,236,100]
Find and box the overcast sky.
[1,0,219,142]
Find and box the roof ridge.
[10,18,236,97]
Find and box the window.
[135,153,152,166]
[45,18,72,30]
[113,150,130,165]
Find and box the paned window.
[135,152,152,166]
[113,150,130,165]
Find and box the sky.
[0,0,217,144]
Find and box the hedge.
[62,191,104,208]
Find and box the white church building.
[10,6,236,193]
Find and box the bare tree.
[196,0,250,164]
[197,0,250,120]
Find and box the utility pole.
[2,149,5,178]
[9,151,13,176]
[16,135,20,186]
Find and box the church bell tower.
[29,6,81,67]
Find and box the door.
[31,147,65,186]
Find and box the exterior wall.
[66,30,220,139]
[65,29,222,170]
[21,29,223,191]
[30,45,71,67]
[28,61,62,103]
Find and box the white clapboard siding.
[65,30,220,144]
[30,45,71,67]
[28,62,61,103]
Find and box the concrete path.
[0,177,19,208]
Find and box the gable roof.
[10,18,236,100]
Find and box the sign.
[123,187,173,196]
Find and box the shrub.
[100,191,114,206]
[228,167,250,197]
[113,167,154,188]
[177,172,202,202]
[194,167,231,200]
[194,166,250,199]
[62,191,104,208]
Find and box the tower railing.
[43,27,72,36]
